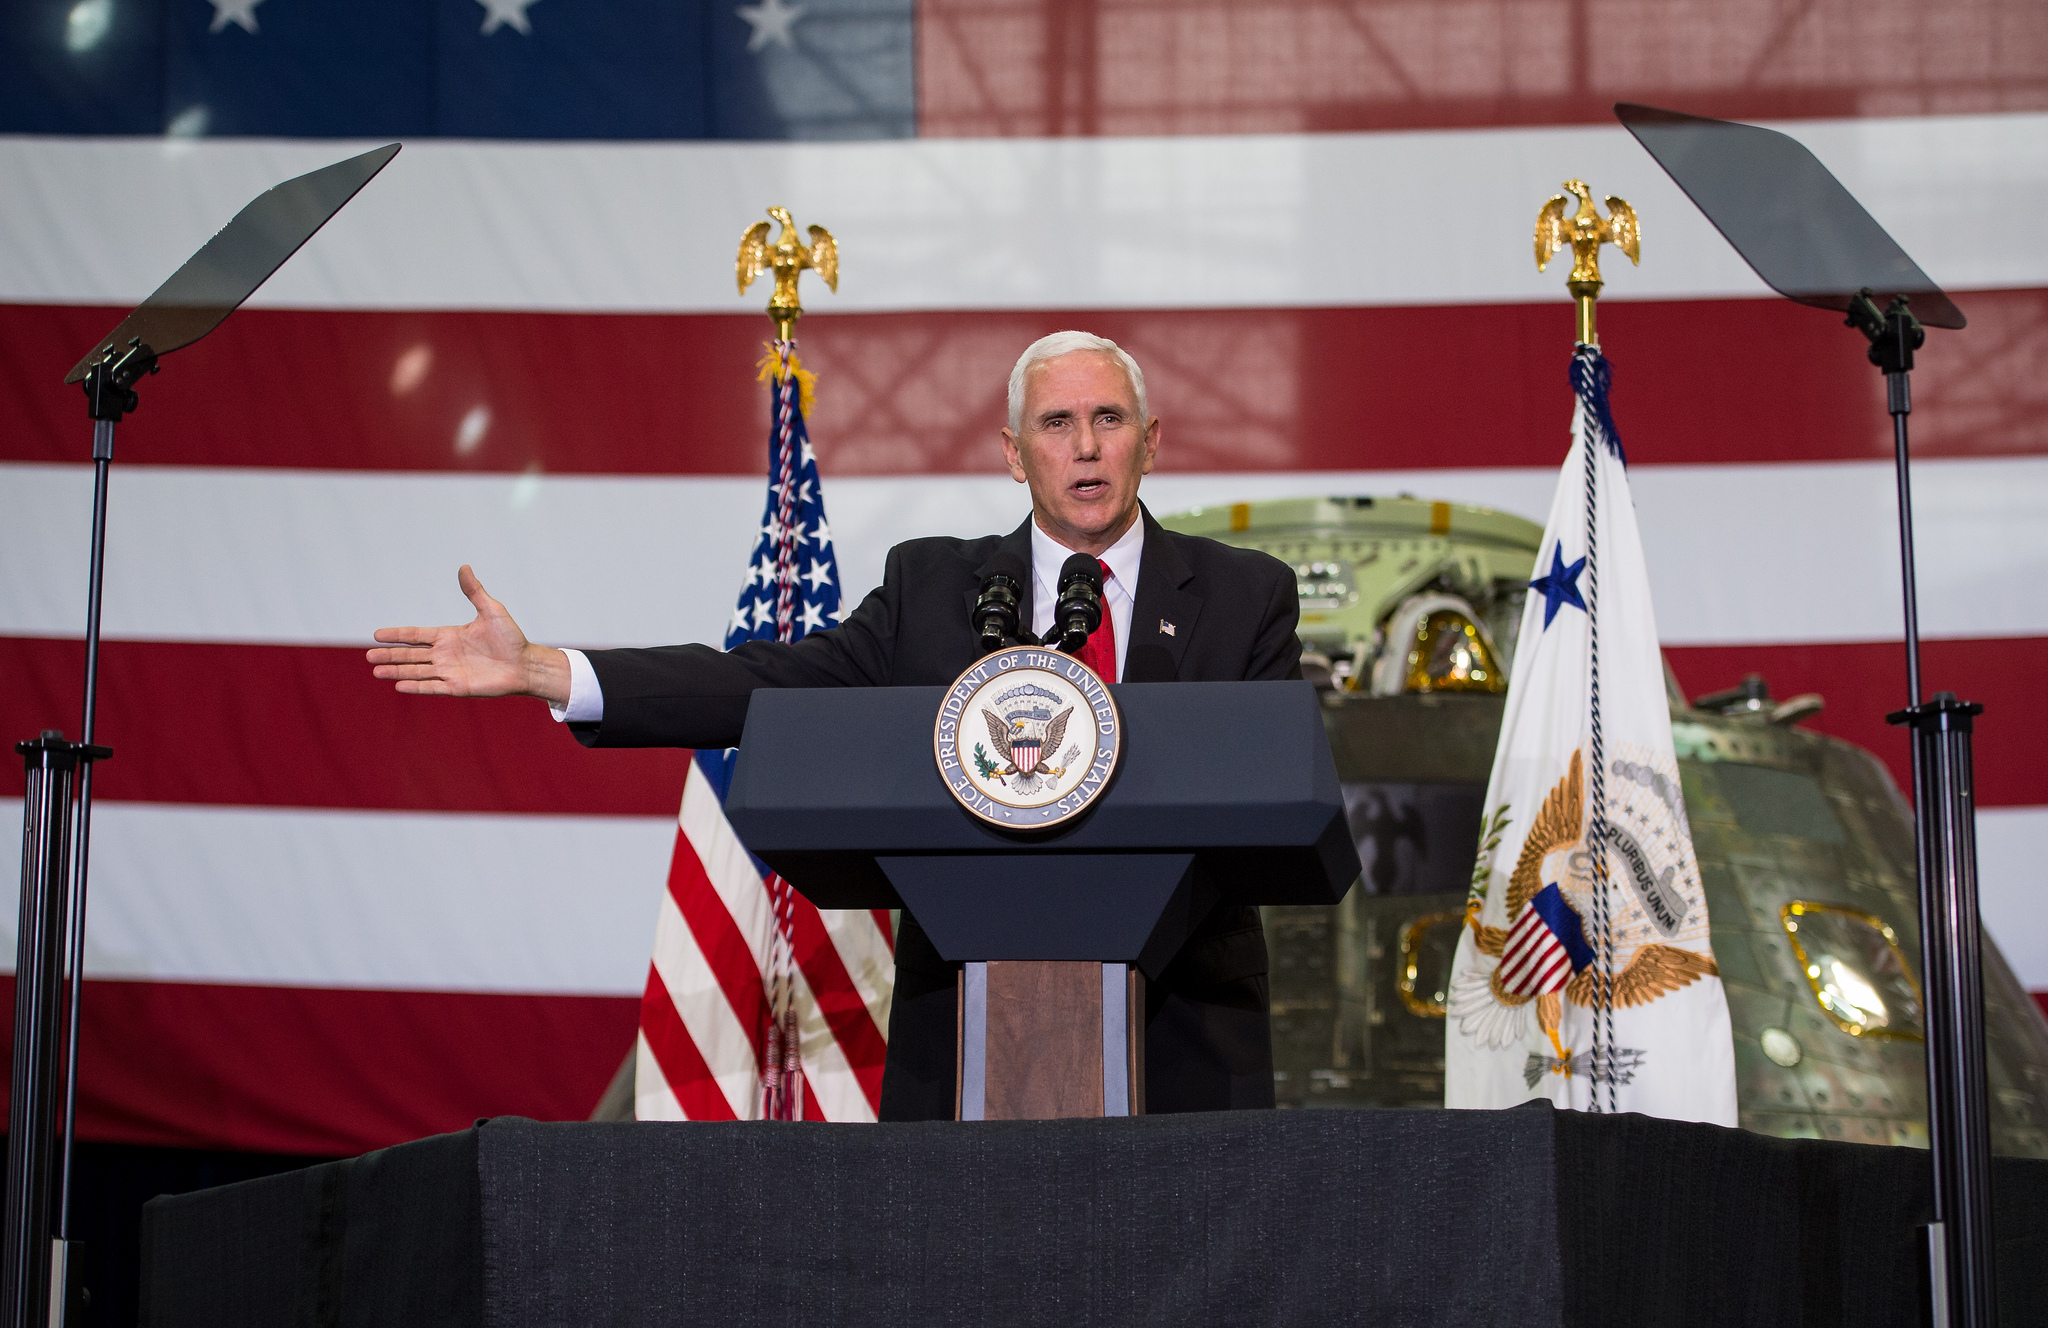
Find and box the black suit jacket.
[575,505,1303,1118]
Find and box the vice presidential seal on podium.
[936,648,1121,828]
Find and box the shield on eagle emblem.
[1007,705,1049,774]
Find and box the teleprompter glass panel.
[1781,900,1924,1040]
[65,143,401,383]
[1615,103,1963,330]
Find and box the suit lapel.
[1131,505,1202,678]
[964,516,1038,643]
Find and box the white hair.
[1006,331,1148,434]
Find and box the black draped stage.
[138,1104,2047,1328]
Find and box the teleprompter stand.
[6,143,399,1328]
[1618,103,1992,1328]
[723,680,1360,1119]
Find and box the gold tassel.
[756,343,818,417]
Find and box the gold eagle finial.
[737,206,838,341]
[1535,180,1639,346]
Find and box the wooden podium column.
[957,962,1144,1120]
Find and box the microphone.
[1054,553,1104,654]
[971,552,1030,652]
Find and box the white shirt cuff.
[549,648,604,723]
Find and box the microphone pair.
[970,552,1104,655]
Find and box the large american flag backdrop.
[0,0,2043,1155]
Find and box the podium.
[722,679,1361,1120]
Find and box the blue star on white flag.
[1529,542,1587,629]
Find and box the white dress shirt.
[553,511,1146,722]
[1028,514,1140,683]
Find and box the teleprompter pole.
[1849,290,1997,1328]
[2,345,144,1328]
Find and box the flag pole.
[736,208,839,1120]
[1535,181,1642,1111]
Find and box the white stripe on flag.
[820,908,895,1040]
[678,769,778,975]
[633,1028,683,1122]
[8,459,2047,651]
[1976,806,2048,989]
[2,116,2039,310]
[0,799,669,993]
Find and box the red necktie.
[1074,558,1117,682]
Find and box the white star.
[801,560,833,592]
[736,0,803,50]
[478,0,538,35]
[799,600,826,631]
[750,598,776,630]
[806,517,832,549]
[208,0,262,34]
[761,515,785,547]
[800,438,816,467]
[730,601,752,634]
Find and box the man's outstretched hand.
[368,565,571,706]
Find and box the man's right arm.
[369,551,906,750]
[571,554,900,748]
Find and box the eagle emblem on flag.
[1451,750,1719,1058]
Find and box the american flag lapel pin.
[1159,619,1175,637]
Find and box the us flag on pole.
[634,344,894,1123]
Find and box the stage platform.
[138,1103,2047,1327]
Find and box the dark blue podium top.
[724,680,1359,911]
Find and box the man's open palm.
[368,565,556,700]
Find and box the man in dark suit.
[370,331,1302,1119]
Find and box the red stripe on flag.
[665,814,770,1065]
[638,964,738,1122]
[1664,639,2043,809]
[870,909,896,953]
[0,636,688,815]
[915,0,2048,137]
[8,635,2043,813]
[784,889,889,1115]
[5,293,2044,475]
[0,976,635,1154]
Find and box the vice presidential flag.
[1446,347,1738,1125]
[634,346,894,1122]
